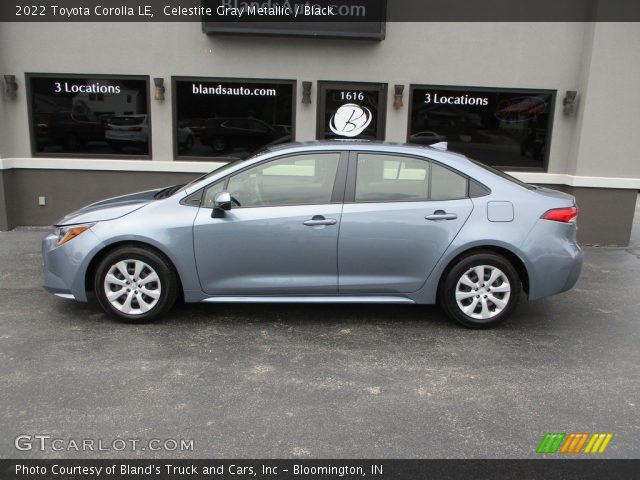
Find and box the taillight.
[541,206,578,223]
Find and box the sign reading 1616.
[340,91,365,101]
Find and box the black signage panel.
[173,77,295,160]
[408,85,556,170]
[202,0,386,39]
[317,81,387,140]
[26,74,150,157]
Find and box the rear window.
[110,116,145,126]
[470,159,536,190]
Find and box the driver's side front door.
[193,152,347,296]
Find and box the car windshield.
[182,158,246,191]
[469,159,536,190]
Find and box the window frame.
[25,72,152,159]
[406,84,557,172]
[171,76,297,161]
[199,151,349,209]
[316,80,388,141]
[345,151,487,204]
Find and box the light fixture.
[393,84,404,109]
[562,90,577,115]
[4,75,18,99]
[153,77,165,101]
[302,81,312,104]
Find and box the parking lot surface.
[1,196,639,459]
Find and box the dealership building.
[0,15,639,245]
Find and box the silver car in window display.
[42,141,583,328]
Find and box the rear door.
[338,152,473,294]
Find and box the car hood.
[54,188,164,226]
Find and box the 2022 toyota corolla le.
[42,141,583,328]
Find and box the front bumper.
[42,229,105,302]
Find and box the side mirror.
[211,191,232,218]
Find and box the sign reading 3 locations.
[318,82,387,140]
[408,85,554,169]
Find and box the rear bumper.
[521,220,584,300]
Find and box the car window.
[430,162,468,200]
[355,154,429,202]
[227,153,341,208]
[469,158,536,190]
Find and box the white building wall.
[1,21,588,175]
[569,22,640,178]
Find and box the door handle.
[303,215,337,227]
[425,210,458,221]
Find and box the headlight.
[55,223,95,246]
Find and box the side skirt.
[201,296,416,304]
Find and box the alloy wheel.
[103,259,161,315]
[455,265,511,320]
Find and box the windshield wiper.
[154,184,186,199]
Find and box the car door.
[193,151,347,295]
[338,152,474,294]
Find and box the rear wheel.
[94,246,178,323]
[440,252,520,328]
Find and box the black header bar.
[3,0,640,22]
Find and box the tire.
[439,252,520,328]
[94,246,178,323]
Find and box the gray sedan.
[42,141,583,328]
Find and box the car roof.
[265,140,468,160]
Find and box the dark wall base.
[538,184,637,246]
[1,170,637,246]
[0,170,8,231]
[3,169,200,228]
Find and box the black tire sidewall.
[441,253,520,328]
[94,247,177,323]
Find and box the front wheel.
[439,253,520,328]
[94,246,178,323]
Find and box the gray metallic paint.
[42,142,583,309]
